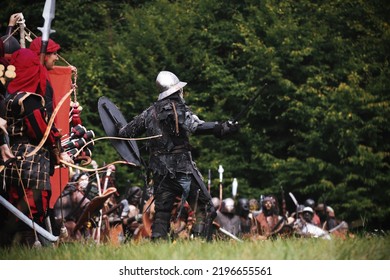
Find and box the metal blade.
[37,0,56,40]
[218,227,243,242]
[0,195,58,242]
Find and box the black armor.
[119,92,217,240]
[118,71,239,241]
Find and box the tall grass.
[1,235,389,260]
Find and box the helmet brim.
[158,81,187,100]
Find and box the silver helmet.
[1,35,21,55]
[212,197,221,209]
[156,71,187,100]
[221,198,235,214]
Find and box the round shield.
[98,96,141,166]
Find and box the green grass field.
[1,234,389,260]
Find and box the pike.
[91,160,103,244]
[280,186,287,217]
[218,165,224,208]
[207,169,211,193]
[0,195,59,242]
[37,0,56,64]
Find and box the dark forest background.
[1,0,389,231]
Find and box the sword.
[289,192,299,207]
[219,227,243,242]
[0,195,59,242]
[231,83,267,123]
[289,192,300,221]
[328,221,348,233]
[37,0,56,64]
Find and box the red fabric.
[9,186,50,223]
[29,37,61,55]
[7,48,48,95]
[48,66,73,208]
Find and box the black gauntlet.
[213,120,240,138]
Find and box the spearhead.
[232,178,238,197]
[218,164,224,183]
[37,0,56,61]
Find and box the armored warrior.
[236,197,252,236]
[118,71,239,241]
[214,197,241,238]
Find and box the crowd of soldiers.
[50,166,350,245]
[1,11,350,247]
[213,195,349,241]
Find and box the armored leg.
[151,175,180,240]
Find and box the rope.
[72,134,162,158]
[59,159,135,173]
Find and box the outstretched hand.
[214,120,240,138]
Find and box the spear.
[207,169,211,193]
[280,186,287,217]
[37,0,56,64]
[218,165,224,208]
[232,178,238,198]
[91,160,102,244]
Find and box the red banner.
[48,66,72,208]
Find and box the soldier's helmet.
[1,35,20,60]
[302,206,314,222]
[1,35,21,57]
[220,198,235,214]
[126,186,142,206]
[297,204,305,214]
[212,197,220,209]
[237,198,249,216]
[156,71,187,100]
[304,198,316,209]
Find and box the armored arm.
[193,121,218,135]
[117,111,147,138]
[194,121,239,138]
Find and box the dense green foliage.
[1,0,389,230]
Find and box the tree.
[2,0,389,230]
